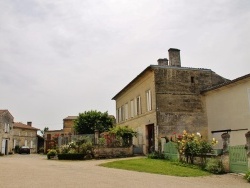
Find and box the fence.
[57,134,94,147]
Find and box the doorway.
[146,124,154,153]
[1,139,8,155]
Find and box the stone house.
[44,116,77,152]
[63,116,78,135]
[112,48,228,154]
[13,122,39,153]
[202,73,250,149]
[0,110,14,155]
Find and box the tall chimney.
[27,122,32,126]
[168,48,181,67]
[157,58,168,66]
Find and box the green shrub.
[147,151,165,159]
[47,149,57,159]
[58,153,85,160]
[14,145,20,153]
[205,158,224,174]
[244,171,250,182]
[38,147,44,153]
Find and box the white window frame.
[146,90,152,111]
[30,140,33,148]
[25,140,27,146]
[118,107,122,123]
[136,96,141,115]
[130,100,134,118]
[125,103,128,120]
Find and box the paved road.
[0,154,248,188]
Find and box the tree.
[74,110,114,134]
[40,127,49,137]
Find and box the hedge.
[57,153,85,160]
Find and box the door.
[147,124,154,153]
[1,139,8,155]
[1,139,5,154]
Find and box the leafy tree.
[40,127,49,137]
[108,126,137,146]
[74,110,114,134]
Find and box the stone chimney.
[157,58,168,66]
[168,48,181,67]
[27,122,32,126]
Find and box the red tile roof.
[14,122,40,130]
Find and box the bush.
[58,153,85,160]
[38,147,44,153]
[47,149,57,159]
[244,171,250,182]
[14,145,20,153]
[205,158,225,174]
[147,151,165,159]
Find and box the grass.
[99,158,211,177]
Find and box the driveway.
[0,154,248,188]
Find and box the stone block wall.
[154,68,228,139]
[93,146,133,158]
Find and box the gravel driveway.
[0,154,248,188]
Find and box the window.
[125,103,128,120]
[25,132,28,136]
[146,90,152,111]
[14,139,16,148]
[191,76,195,83]
[121,105,124,121]
[30,141,33,148]
[136,96,141,115]
[47,134,51,140]
[130,100,134,118]
[4,123,7,133]
[25,140,27,146]
[118,107,122,122]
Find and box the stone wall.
[93,146,133,158]
[154,68,227,138]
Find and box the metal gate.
[163,141,179,160]
[229,145,248,173]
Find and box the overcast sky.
[0,0,249,131]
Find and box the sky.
[0,0,249,131]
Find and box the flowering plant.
[176,130,218,164]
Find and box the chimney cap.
[168,48,180,51]
[157,58,168,61]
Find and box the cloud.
[0,0,249,130]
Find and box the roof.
[14,122,40,131]
[112,65,212,100]
[0,109,14,118]
[45,129,63,133]
[201,73,250,93]
[63,116,78,120]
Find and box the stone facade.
[112,49,228,154]
[155,68,227,139]
[0,110,14,155]
[63,116,77,134]
[13,122,39,153]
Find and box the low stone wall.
[93,146,133,158]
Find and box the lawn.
[99,158,211,177]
